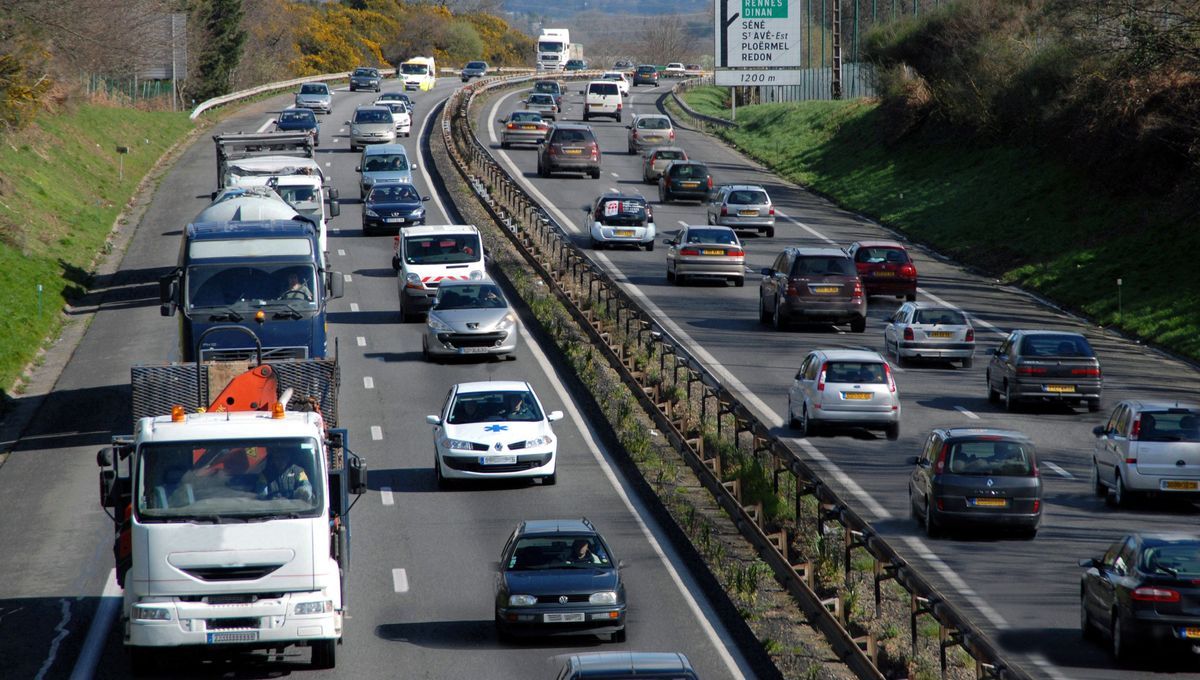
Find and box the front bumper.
[425,326,518,357]
[898,341,975,360]
[364,212,425,232]
[351,132,396,147]
[126,596,341,648]
[440,450,554,479]
[496,604,625,637]
[295,101,331,114]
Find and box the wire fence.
[82,74,176,104]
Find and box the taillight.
[965,328,975,342]
[727,249,744,257]
[768,206,775,216]
[1032,499,1040,512]
[1016,365,1047,375]
[1132,587,1180,603]
[903,327,914,341]
[1072,367,1101,377]
[706,176,713,190]
[506,123,515,129]
[617,102,622,111]
[883,363,897,393]
[669,130,675,140]
[589,142,599,159]
[900,263,917,278]
[1125,457,1137,464]
[816,362,829,391]
[933,443,949,474]
[1131,417,1141,440]
[679,248,700,256]
[720,206,728,216]
[852,281,863,299]
[786,281,799,296]
[548,145,557,156]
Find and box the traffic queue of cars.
[488,70,1200,665]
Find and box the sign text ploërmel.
[715,0,800,68]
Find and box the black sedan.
[361,182,429,235]
[494,518,626,642]
[275,108,320,146]
[908,428,1042,538]
[1080,533,1200,661]
[986,329,1103,412]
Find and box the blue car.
[362,182,429,235]
[275,108,320,146]
[494,518,626,642]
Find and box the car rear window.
[946,440,1034,476]
[510,111,543,122]
[653,150,685,161]
[791,256,855,277]
[637,117,671,130]
[534,82,559,93]
[670,163,709,179]
[529,94,555,104]
[855,246,909,264]
[1137,410,1200,442]
[590,83,619,95]
[597,198,648,224]
[1019,334,1095,358]
[637,66,656,73]
[1140,541,1200,578]
[552,129,593,144]
[728,190,768,205]
[824,362,886,384]
[683,228,737,245]
[913,309,966,325]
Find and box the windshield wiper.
[207,310,244,322]
[267,301,305,319]
[1151,565,1179,577]
[187,515,224,524]
[249,512,303,522]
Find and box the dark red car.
[845,241,917,301]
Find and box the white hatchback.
[427,381,563,486]
[788,349,901,440]
[1091,401,1200,507]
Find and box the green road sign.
[743,0,787,19]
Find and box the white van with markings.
[583,81,622,122]
[393,225,485,322]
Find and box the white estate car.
[600,71,631,97]
[373,99,412,137]
[426,381,564,487]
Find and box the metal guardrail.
[439,73,1036,680]
[670,76,736,129]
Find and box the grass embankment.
[0,105,193,397]
[683,86,1200,362]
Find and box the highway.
[470,78,1200,679]
[0,79,765,679]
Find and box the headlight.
[508,594,537,607]
[524,434,553,448]
[364,209,378,218]
[589,591,618,605]
[495,313,516,330]
[411,208,425,218]
[133,605,172,621]
[439,437,475,450]
[294,600,333,615]
[351,126,360,135]
[469,270,484,280]
[427,315,452,332]
[405,272,423,288]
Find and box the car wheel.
[924,498,941,538]
[986,372,999,403]
[1091,461,1108,498]
[885,423,900,441]
[1111,611,1132,662]
[391,255,400,271]
[1108,472,1132,508]
[850,316,867,333]
[542,473,557,486]
[893,342,907,368]
[734,277,744,287]
[961,356,973,369]
[590,168,601,179]
[706,213,714,225]
[766,226,775,237]
[128,648,164,676]
[772,298,787,331]
[582,113,590,122]
[787,397,801,428]
[610,628,626,643]
[494,618,511,643]
[500,141,509,149]
[675,272,686,285]
[759,296,771,324]
[1081,596,1098,641]
[1004,382,1019,412]
[591,239,603,250]
[798,406,816,437]
[1088,399,1101,413]
[644,240,654,252]
[666,267,675,283]
[399,295,412,323]
[1019,527,1038,540]
[538,162,549,178]
[435,455,449,489]
[310,639,336,670]
[906,292,917,302]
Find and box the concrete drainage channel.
[435,74,1035,680]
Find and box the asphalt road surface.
[472,77,1200,680]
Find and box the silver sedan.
[422,280,519,360]
[523,92,559,120]
[706,184,775,236]
[663,226,745,287]
[499,111,549,148]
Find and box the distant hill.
[503,0,709,17]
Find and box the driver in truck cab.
[257,447,314,502]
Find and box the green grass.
[683,86,1200,362]
[0,105,193,397]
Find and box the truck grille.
[182,565,282,582]
[206,617,260,630]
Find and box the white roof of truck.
[135,411,325,443]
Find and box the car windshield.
[792,256,855,276]
[856,246,909,264]
[369,184,420,202]
[1019,334,1095,357]
[637,117,671,130]
[597,198,648,224]
[434,283,507,310]
[727,189,768,204]
[529,94,554,104]
[466,61,486,69]
[590,83,619,95]
[354,109,392,124]
[552,129,593,144]
[946,439,1034,476]
[1136,410,1200,442]
[277,186,317,204]
[825,361,886,384]
[404,234,480,265]
[684,228,737,245]
[299,84,327,95]
[913,309,967,325]
[653,150,685,161]
[353,68,376,77]
[401,63,428,75]
[187,263,318,310]
[449,390,542,424]
[1141,541,1200,578]
[508,535,612,570]
[533,82,559,93]
[510,111,543,123]
[670,164,709,179]
[363,154,409,172]
[278,110,314,124]
[137,438,323,521]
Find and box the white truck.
[98,342,366,673]
[537,29,572,71]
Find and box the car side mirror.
[344,120,351,125]
[158,273,178,317]
[992,348,1001,356]
[329,200,340,218]
[548,411,564,422]
[348,454,367,495]
[625,125,632,129]
[328,187,339,201]
[618,559,626,570]
[498,118,507,124]
[1078,557,1101,569]
[97,448,113,467]
[422,196,431,202]
[328,271,344,299]
[210,190,218,201]
[906,456,922,465]
[760,267,772,276]
[426,414,442,425]
[1092,425,1107,437]
[355,165,362,172]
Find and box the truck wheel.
[311,639,337,669]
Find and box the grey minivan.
[357,144,413,198]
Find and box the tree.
[190,0,247,102]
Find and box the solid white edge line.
[1030,654,1073,680]
[67,569,120,680]
[516,325,749,679]
[1042,461,1074,479]
[380,486,394,506]
[392,568,409,593]
[363,376,375,390]
[256,117,274,133]
[900,536,1009,629]
[418,91,453,223]
[954,405,980,420]
[370,425,383,441]
[773,209,838,245]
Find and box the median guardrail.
[439,72,1036,680]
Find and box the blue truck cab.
[159,219,344,361]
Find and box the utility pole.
[831,0,843,99]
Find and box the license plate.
[644,136,662,142]
[681,182,699,188]
[461,346,491,354]
[564,149,583,155]
[812,286,839,294]
[521,125,537,130]
[480,454,517,465]
[929,331,953,338]
[701,249,724,256]
[207,631,259,644]
[544,612,585,623]
[615,230,634,237]
[1183,627,1200,639]
[385,217,406,223]
[969,498,1009,508]
[874,271,895,277]
[1045,384,1075,393]
[843,392,872,400]
[738,210,758,216]
[1162,480,1200,491]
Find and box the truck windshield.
[137,437,323,520]
[401,63,428,75]
[404,234,480,265]
[538,42,564,53]
[187,263,318,310]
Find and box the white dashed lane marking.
[954,406,980,420]
[380,486,394,506]
[343,274,353,283]
[356,336,367,347]
[370,426,382,441]
[392,568,409,593]
[363,376,374,390]
[1043,461,1074,478]
[350,303,360,312]
[337,249,346,256]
